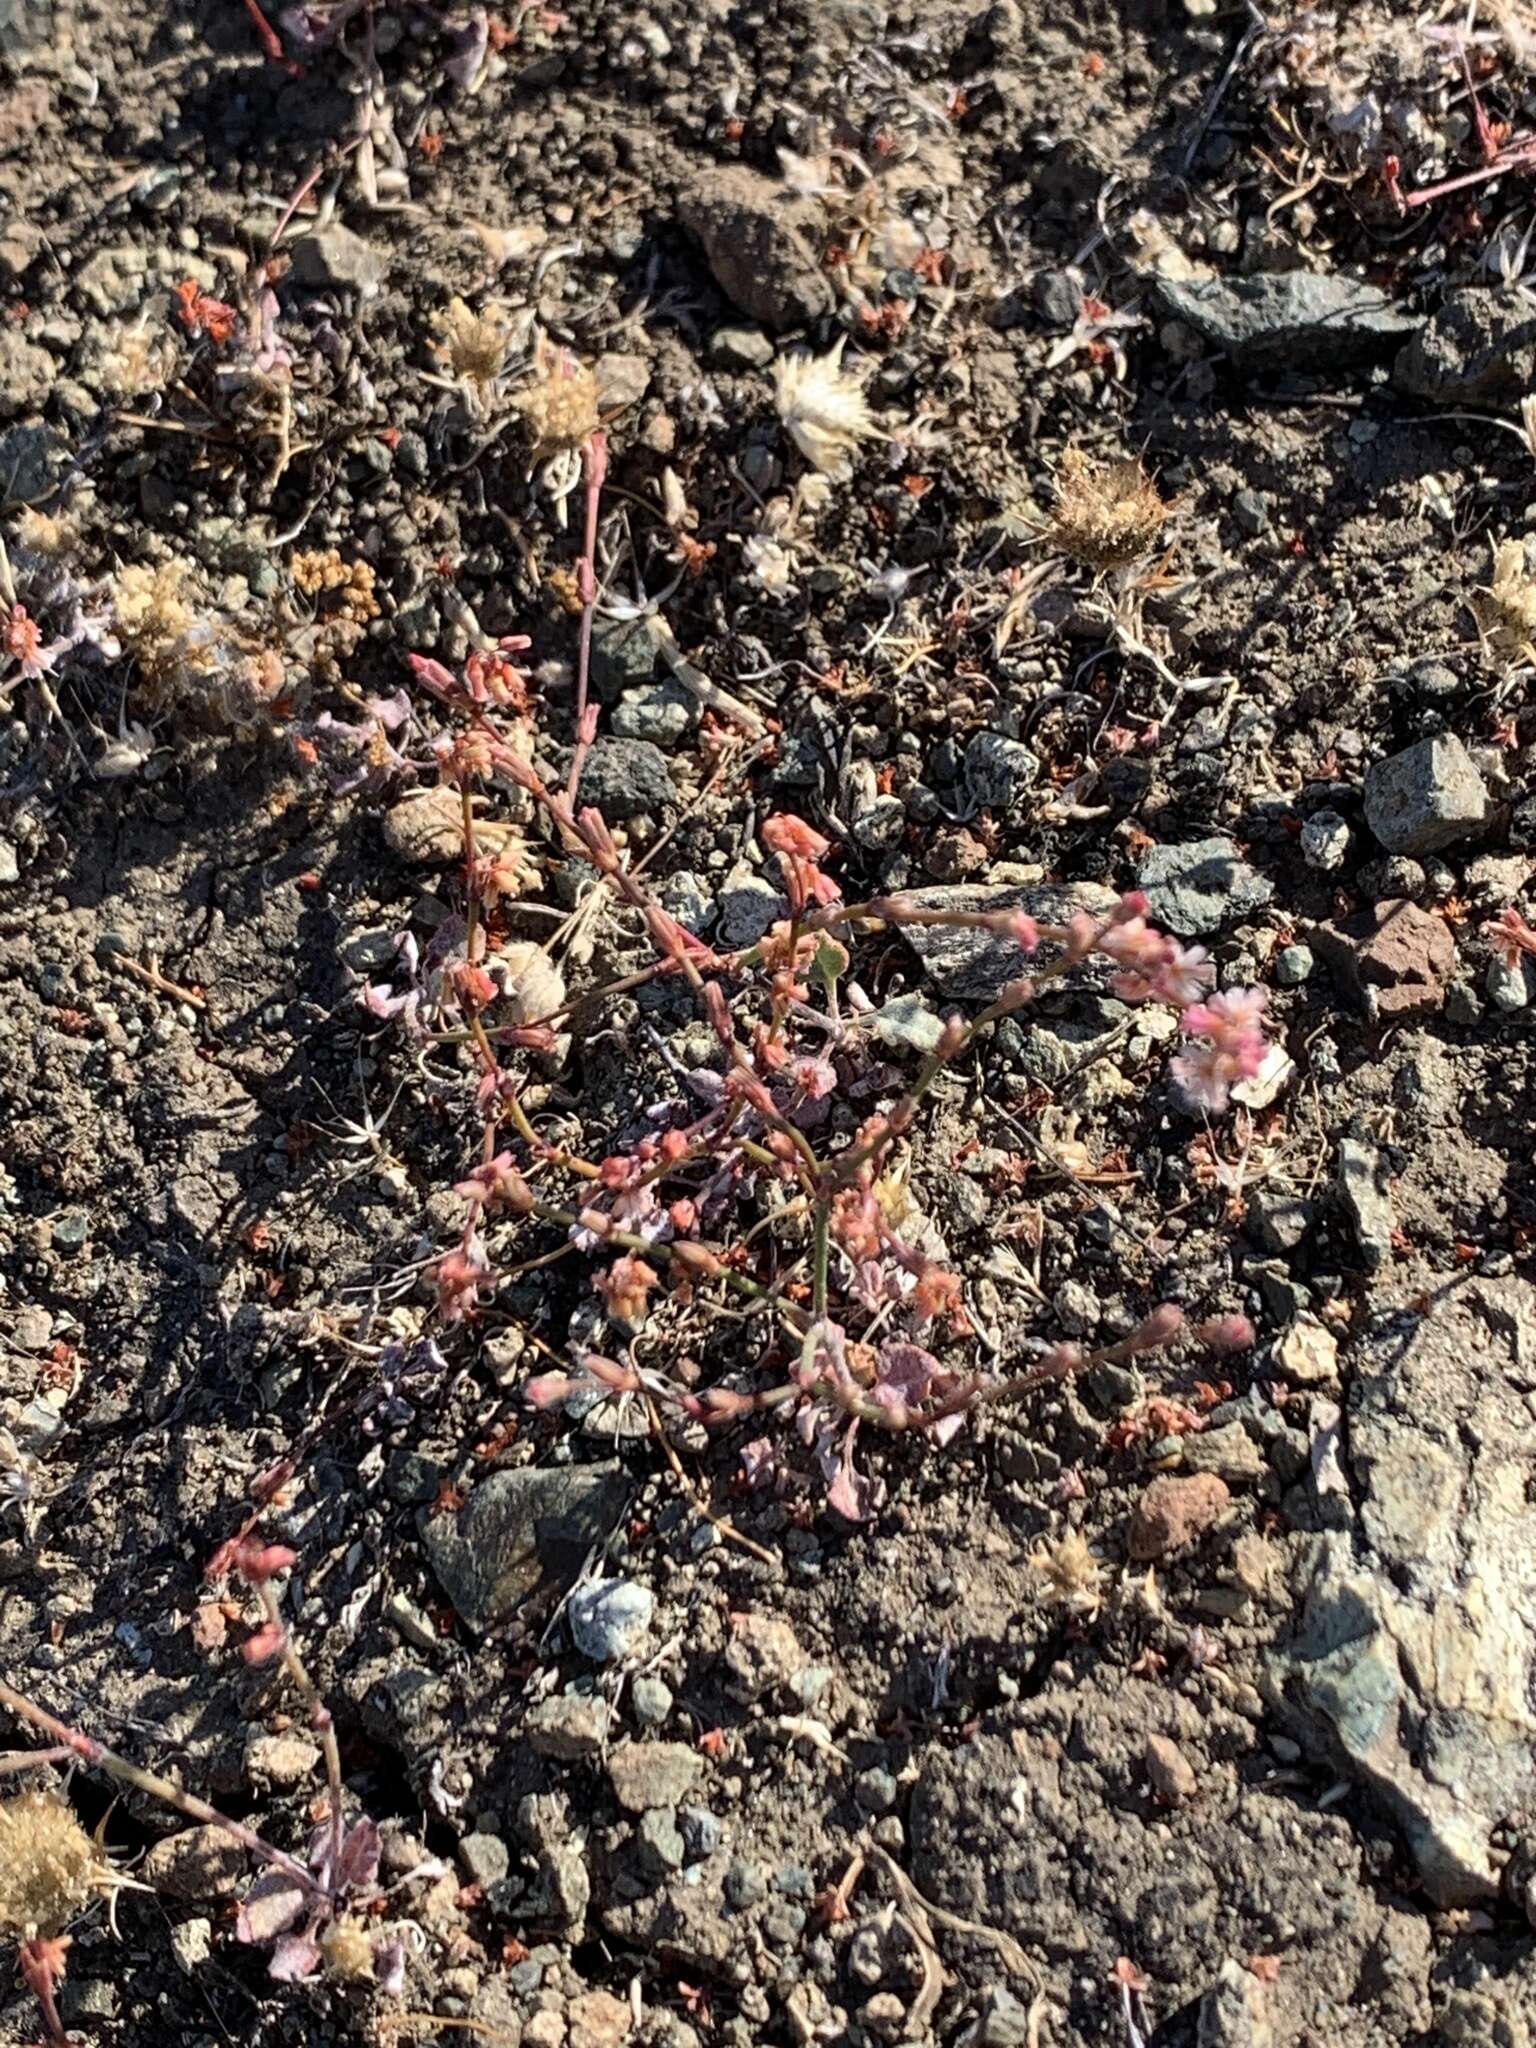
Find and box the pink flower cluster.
[1072,894,1216,1007]
[1170,988,1270,1113]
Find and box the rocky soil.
[2,1,1536,2045]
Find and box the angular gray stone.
[1153,272,1416,370]
[290,225,388,293]
[568,1579,653,1662]
[1198,1959,1273,2048]
[1181,1421,1266,1486]
[1137,836,1273,937]
[1337,1138,1393,1272]
[1363,734,1491,854]
[420,1463,627,1632]
[1267,1279,1536,1905]
[576,737,676,820]
[0,421,65,506]
[680,167,835,332]
[1394,286,1536,404]
[589,615,659,699]
[716,866,787,949]
[611,678,694,745]
[964,731,1039,812]
[897,880,1117,999]
[709,325,776,370]
[527,1694,612,1761]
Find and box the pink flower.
[1171,986,1269,1113]
[761,813,831,860]
[434,1244,492,1320]
[594,1254,659,1324]
[453,1151,533,1212]
[1484,906,1536,969]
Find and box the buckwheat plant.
[365,637,1270,1515]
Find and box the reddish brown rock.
[1128,1472,1231,1561]
[1312,898,1456,1018]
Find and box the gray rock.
[716,866,788,948]
[897,880,1118,999]
[1435,1987,1528,2048]
[724,1857,767,1908]
[1394,286,1536,404]
[1153,272,1416,370]
[1232,488,1269,536]
[1363,735,1491,854]
[1270,1315,1340,1388]
[1198,1959,1273,2047]
[1487,955,1531,1011]
[0,334,53,417]
[958,1987,1035,2048]
[611,677,695,745]
[590,615,659,699]
[1268,1279,1536,1905]
[576,738,676,820]
[1358,853,1426,899]
[594,351,650,412]
[527,1694,612,1760]
[1300,808,1350,872]
[420,1463,627,1632]
[457,1832,510,1889]
[657,869,714,935]
[679,1804,722,1862]
[1181,1421,1266,1486]
[850,796,906,851]
[289,225,388,293]
[964,731,1039,812]
[635,1806,686,1875]
[1337,1139,1394,1271]
[569,1579,653,1663]
[608,1740,702,1813]
[680,167,835,332]
[0,421,65,506]
[709,325,776,370]
[1274,943,1314,986]
[854,1765,899,1814]
[631,1674,674,1726]
[1137,836,1274,937]
[0,839,18,885]
[1248,1190,1314,1254]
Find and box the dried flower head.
[112,557,225,696]
[320,1915,376,1982]
[0,1791,113,1939]
[291,549,379,623]
[493,938,565,1026]
[1045,447,1168,571]
[1030,1527,1102,1617]
[513,340,601,465]
[1472,538,1536,668]
[10,508,78,558]
[432,295,517,405]
[774,340,876,481]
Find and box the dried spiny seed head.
[1473,538,1536,669]
[1029,1527,1102,1617]
[0,1791,106,1939]
[1045,447,1169,570]
[493,938,565,1025]
[773,340,876,481]
[433,295,517,400]
[321,1915,376,1982]
[513,344,601,464]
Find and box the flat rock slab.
[1268,1278,1536,1904]
[420,1462,628,1632]
[679,166,834,332]
[896,881,1117,1000]
[1154,273,1417,371]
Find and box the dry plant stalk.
[1045,446,1169,571]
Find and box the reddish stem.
[564,430,609,806]
[237,0,303,73]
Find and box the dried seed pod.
[0,1791,108,1939]
[1045,447,1169,570]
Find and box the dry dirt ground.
[3,0,1536,2044]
